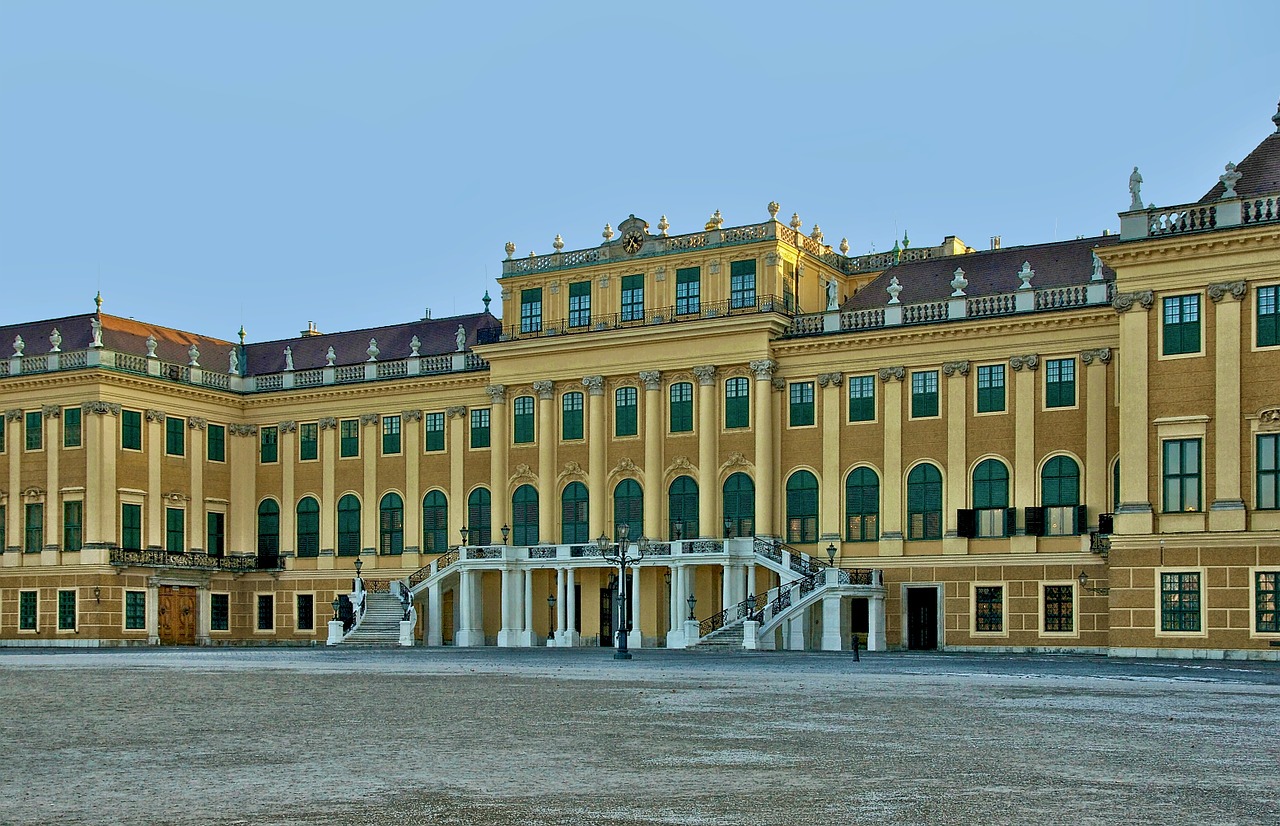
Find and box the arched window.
[296,497,320,558]
[337,495,361,556]
[1041,456,1081,536]
[972,459,1010,537]
[467,488,492,546]
[257,499,280,559]
[512,484,539,546]
[845,468,879,542]
[379,493,404,555]
[561,482,589,544]
[422,491,448,553]
[785,471,819,544]
[722,472,755,538]
[907,464,943,541]
[614,479,643,539]
[668,476,699,540]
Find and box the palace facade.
[2,105,1279,658]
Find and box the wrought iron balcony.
[109,548,284,572]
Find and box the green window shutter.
[1162,439,1201,512]
[296,499,319,557]
[470,409,491,448]
[977,365,1005,413]
[121,503,142,550]
[911,372,939,418]
[721,473,755,537]
[19,591,38,630]
[467,488,492,545]
[25,411,43,451]
[620,274,644,322]
[257,501,280,556]
[382,415,401,455]
[568,281,592,327]
[972,460,1010,510]
[612,479,643,539]
[165,507,185,553]
[165,417,185,456]
[513,397,535,444]
[848,376,875,422]
[1163,295,1201,355]
[1258,286,1279,347]
[207,512,226,556]
[63,407,82,448]
[424,413,445,451]
[422,491,448,553]
[340,419,359,457]
[520,288,543,334]
[562,393,583,440]
[0,415,6,453]
[125,592,146,629]
[298,423,317,460]
[907,464,942,540]
[845,468,879,542]
[785,471,819,543]
[1046,359,1076,408]
[337,495,361,556]
[670,382,693,432]
[122,410,142,450]
[667,476,698,540]
[63,501,83,552]
[512,485,539,546]
[725,378,750,428]
[207,424,226,462]
[560,482,589,543]
[260,426,278,463]
[24,503,44,553]
[615,387,637,436]
[379,494,404,555]
[789,383,815,427]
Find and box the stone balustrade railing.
[1120,190,1280,240]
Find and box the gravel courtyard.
[1,647,1276,825]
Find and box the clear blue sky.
[2,1,1277,341]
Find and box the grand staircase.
[688,621,749,651]
[340,591,405,645]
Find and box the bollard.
[852,632,860,662]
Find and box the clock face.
[622,231,644,255]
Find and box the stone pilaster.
[1009,354,1039,552]
[877,367,905,555]
[817,371,842,541]
[692,366,718,537]
[533,381,556,541]
[639,371,663,538]
[486,385,509,537]
[1209,282,1248,530]
[1114,292,1155,533]
[583,376,606,537]
[1081,348,1112,528]
[942,361,969,554]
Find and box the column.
[145,409,164,548]
[487,385,509,534]
[878,368,905,554]
[1010,355,1039,553]
[533,382,556,541]
[628,564,642,649]
[456,568,477,646]
[821,594,843,651]
[1209,283,1247,530]
[640,371,663,538]
[721,562,731,612]
[746,563,756,600]
[498,567,515,646]
[666,563,683,648]
[277,421,294,555]
[584,376,606,538]
[750,360,778,537]
[229,424,256,554]
[521,568,535,646]
[565,566,579,646]
[427,582,443,646]
[447,407,467,540]
[404,410,422,553]
[693,365,718,537]
[943,361,969,555]
[817,371,841,540]
[1082,349,1112,530]
[1115,293,1154,533]
[319,418,338,561]
[361,414,378,555]
[786,612,806,651]
[82,403,119,555]
[556,566,567,644]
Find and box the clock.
[622,230,645,255]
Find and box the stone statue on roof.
[188,344,200,367]
[825,278,839,311]
[90,317,103,348]
[326,346,336,367]
[229,348,239,375]
[12,335,24,357]
[49,328,62,353]
[1129,166,1144,211]
[455,325,466,353]
[284,346,294,371]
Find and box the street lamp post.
[594,523,648,660]
[547,593,556,643]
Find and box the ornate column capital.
[318,417,338,430]
[485,384,507,404]
[228,424,259,437]
[446,406,468,419]
[877,366,906,383]
[1080,348,1112,365]
[691,365,718,386]
[748,359,777,381]
[770,377,785,391]
[402,409,423,423]
[41,405,62,419]
[1009,354,1040,372]
[817,372,844,387]
[145,409,166,423]
[359,413,381,427]
[639,370,662,391]
[4,409,23,422]
[1207,281,1247,303]
[81,402,120,416]
[188,417,208,431]
[582,375,605,395]
[942,360,971,377]
[532,380,555,399]
[1112,290,1154,313]
[278,420,297,434]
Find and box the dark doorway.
[599,584,614,647]
[850,598,869,636]
[906,587,938,650]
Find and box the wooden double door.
[158,585,197,645]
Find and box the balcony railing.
[1121,190,1280,240]
[109,548,283,571]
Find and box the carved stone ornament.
[770,377,785,391]
[562,461,585,479]
[4,409,23,422]
[409,336,421,357]
[942,361,971,377]
[228,424,259,437]
[817,372,844,387]
[878,366,906,382]
[144,335,157,358]
[748,359,777,381]
[187,344,200,367]
[485,385,507,404]
[366,339,379,362]
[1016,262,1034,290]
[692,365,717,386]
[1080,348,1113,365]
[1112,290,1155,313]
[326,347,336,367]
[187,417,208,431]
[1207,281,1247,303]
[81,402,121,416]
[512,463,537,481]
[278,420,298,434]
[720,451,752,471]
[318,417,338,430]
[613,457,639,476]
[582,375,605,395]
[532,380,555,399]
[49,328,61,353]
[639,370,662,391]
[1009,354,1040,372]
[1259,407,1280,429]
[886,277,903,305]
[446,406,467,419]
[145,409,165,423]
[41,405,61,419]
[402,409,423,423]
[360,413,381,427]
[668,456,694,473]
[10,335,23,357]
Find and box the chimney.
[300,321,322,337]
[423,308,432,320]
[990,235,1001,250]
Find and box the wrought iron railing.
[109,548,279,571]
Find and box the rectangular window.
[382,415,401,455]
[470,408,491,448]
[0,504,5,551]
[165,416,185,456]
[1259,285,1279,347]
[669,382,693,433]
[257,594,274,631]
[725,378,750,429]
[568,281,591,328]
[1257,571,1280,633]
[63,501,82,552]
[57,590,76,630]
[125,591,146,630]
[520,287,543,334]
[729,260,756,309]
[562,393,583,440]
[1258,434,1279,510]
[975,586,1003,632]
[0,414,6,453]
[976,364,1005,413]
[25,411,43,451]
[847,376,875,422]
[620,274,644,322]
[210,593,230,631]
[260,426,278,463]
[1160,572,1202,632]
[296,594,315,631]
[340,419,359,457]
[615,387,638,437]
[122,409,142,450]
[24,503,43,553]
[1045,358,1076,408]
[299,423,318,461]
[1044,584,1074,633]
[911,371,939,418]
[165,508,185,553]
[207,512,226,557]
[63,407,82,448]
[424,413,445,452]
[789,382,815,427]
[121,503,142,550]
[676,267,700,315]
[207,424,226,462]
[1163,438,1202,512]
[1163,294,1201,355]
[19,591,37,631]
[513,396,535,444]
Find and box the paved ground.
[1,647,1277,825]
